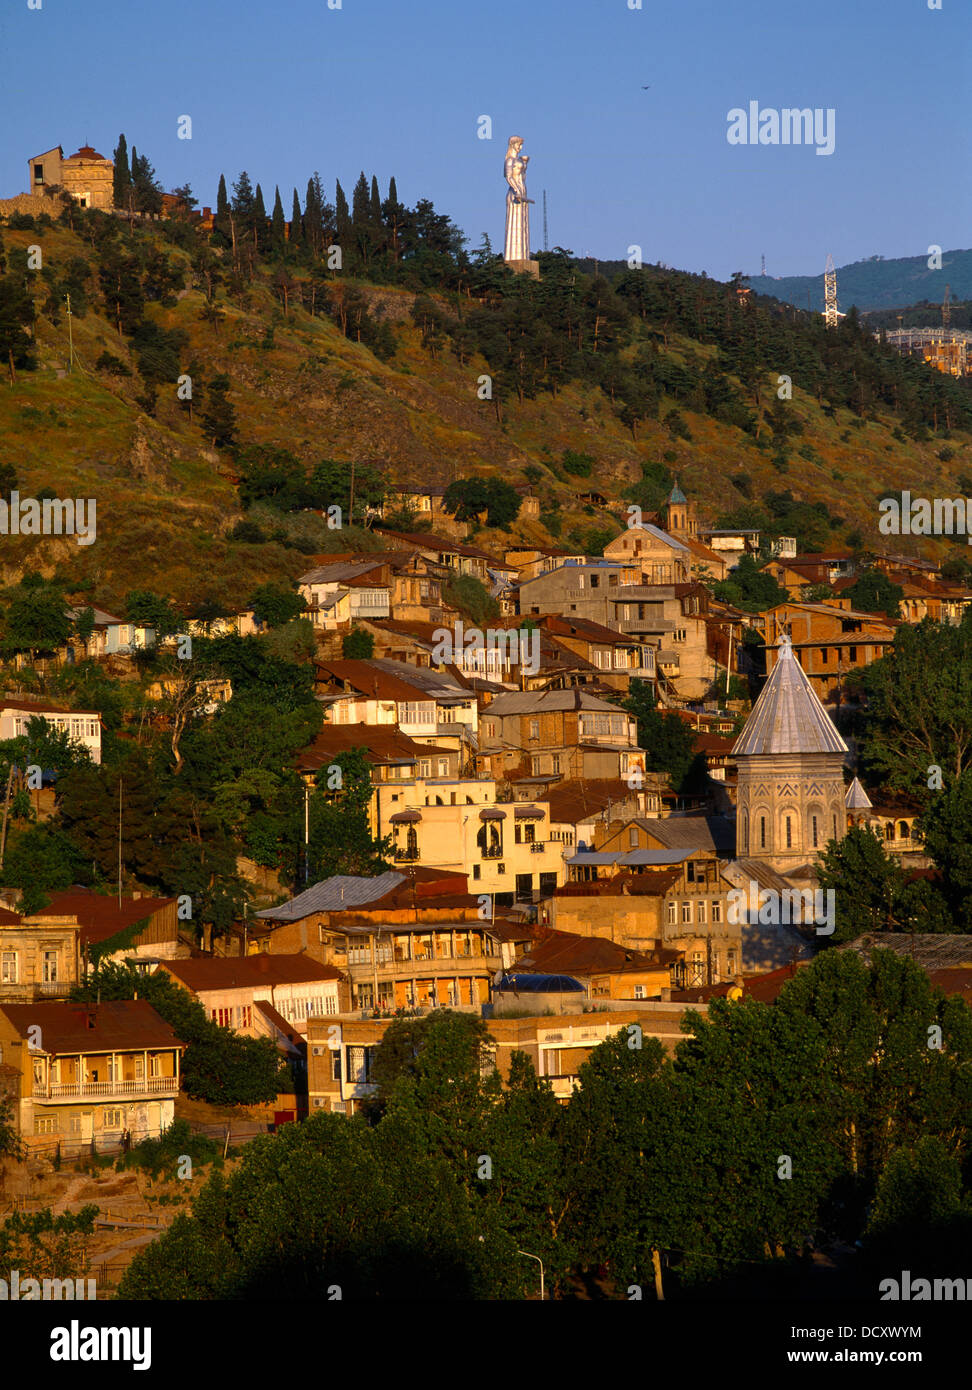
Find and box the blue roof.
[496,973,585,993]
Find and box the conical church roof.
[732,635,848,757]
[844,776,873,810]
[667,479,687,505]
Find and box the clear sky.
[3,0,968,280]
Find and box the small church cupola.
[663,478,696,537]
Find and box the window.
[497,863,506,874]
[472,864,481,880]
[43,951,58,983]
[848,646,857,662]
[514,824,522,844]
[551,755,561,774]
[590,574,599,589]
[667,901,677,924]
[634,984,646,1000]
[419,759,431,777]
[711,901,722,923]
[674,629,687,644]
[811,815,818,848]
[331,1053,342,1082]
[727,951,736,976]
[529,719,540,740]
[524,823,535,844]
[628,827,638,847]
[103,1108,124,1129]
[35,1116,58,1135]
[785,816,792,849]
[681,902,692,924]
[437,759,449,777]
[1,951,17,984]
[697,901,707,924]
[238,1005,252,1028]
[743,812,749,852]
[759,816,766,849]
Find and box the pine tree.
[112,134,131,209]
[290,188,303,249]
[252,184,267,249]
[129,147,163,215]
[335,180,350,240]
[270,186,286,249]
[231,172,255,220]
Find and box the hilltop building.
[28,144,114,210]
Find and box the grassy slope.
[2,219,971,610]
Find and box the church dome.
[732,635,848,757]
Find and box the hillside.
[2,198,972,614]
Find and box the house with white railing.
[0,1000,185,1151]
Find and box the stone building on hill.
[28,144,114,210]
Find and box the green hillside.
[2,192,971,614]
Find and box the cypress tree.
[370,175,382,224]
[290,188,303,248]
[112,134,131,209]
[213,173,231,248]
[270,186,286,249]
[351,172,370,227]
[252,183,267,248]
[335,180,350,239]
[305,176,320,254]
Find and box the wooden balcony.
[33,1075,178,1101]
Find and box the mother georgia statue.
[503,135,533,264]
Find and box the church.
[732,633,849,875]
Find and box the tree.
[199,374,238,449]
[0,274,37,383]
[130,146,163,215]
[2,825,80,913]
[1,582,71,663]
[712,554,789,614]
[290,188,303,249]
[112,134,131,209]
[441,574,499,628]
[306,749,391,884]
[918,769,972,928]
[623,680,707,793]
[124,589,181,640]
[252,184,267,249]
[443,477,521,529]
[335,180,350,240]
[856,612,972,793]
[342,627,374,659]
[815,824,948,942]
[213,173,231,248]
[249,582,306,629]
[842,568,903,619]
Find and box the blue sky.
[3,0,968,280]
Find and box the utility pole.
[65,293,75,372]
[117,777,123,908]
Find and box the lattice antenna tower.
[824,254,838,329]
[543,189,548,253]
[943,283,951,329]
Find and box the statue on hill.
[503,136,535,269]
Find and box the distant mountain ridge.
[576,250,972,315]
[750,249,972,314]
